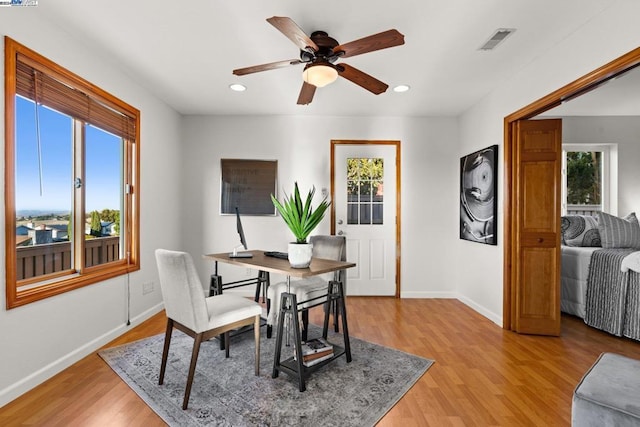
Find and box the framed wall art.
[460,145,498,245]
[220,159,277,215]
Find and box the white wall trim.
[400,291,458,299]
[0,303,164,407]
[457,295,502,327]
[399,292,502,326]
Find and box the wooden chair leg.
[254,315,260,376]
[159,318,173,385]
[183,333,203,410]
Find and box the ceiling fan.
[232,16,405,105]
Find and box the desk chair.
[155,249,262,410]
[266,235,347,341]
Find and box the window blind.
[15,53,137,141]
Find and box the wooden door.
[333,143,398,296]
[512,119,562,336]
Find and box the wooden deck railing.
[16,236,120,281]
[566,204,602,216]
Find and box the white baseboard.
[456,295,502,327]
[399,290,458,298]
[0,302,164,408]
[398,291,503,327]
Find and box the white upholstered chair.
[155,249,262,410]
[266,235,347,340]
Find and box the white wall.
[562,116,640,217]
[458,1,640,324]
[0,12,182,405]
[180,115,460,298]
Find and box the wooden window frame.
[4,37,140,309]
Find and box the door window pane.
[347,203,359,224]
[346,157,384,225]
[372,203,383,224]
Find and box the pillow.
[597,211,640,249]
[561,215,601,247]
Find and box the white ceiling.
[34,0,620,117]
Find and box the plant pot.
[288,242,313,268]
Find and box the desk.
[204,250,356,391]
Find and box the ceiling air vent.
[479,28,516,51]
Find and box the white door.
[333,143,398,296]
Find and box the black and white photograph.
[460,145,498,245]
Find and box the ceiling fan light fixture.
[302,63,338,88]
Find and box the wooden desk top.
[204,250,355,278]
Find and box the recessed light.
[393,84,410,93]
[229,83,246,92]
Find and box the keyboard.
[264,251,288,260]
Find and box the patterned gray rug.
[99,324,433,426]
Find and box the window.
[562,144,616,216]
[346,158,384,225]
[5,37,140,309]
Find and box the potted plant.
[271,182,331,268]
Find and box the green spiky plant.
[271,182,331,244]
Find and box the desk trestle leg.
[272,284,351,392]
[272,292,307,391]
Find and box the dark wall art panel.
[460,145,498,245]
[220,159,277,215]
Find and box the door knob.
[538,237,544,243]
[337,219,343,225]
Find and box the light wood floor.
[2,298,640,426]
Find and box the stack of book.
[295,337,334,367]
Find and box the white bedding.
[561,246,599,318]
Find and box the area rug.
[98,325,434,426]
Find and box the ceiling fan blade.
[337,63,388,95]
[297,81,316,105]
[233,59,303,76]
[267,16,319,53]
[334,29,405,58]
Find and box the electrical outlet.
[142,281,154,295]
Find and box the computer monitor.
[230,207,252,258]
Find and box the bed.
[560,212,640,340]
[560,245,599,319]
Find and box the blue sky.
[15,96,121,213]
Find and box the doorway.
[504,47,640,334]
[330,140,401,297]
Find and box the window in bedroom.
[5,37,140,309]
[562,144,616,216]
